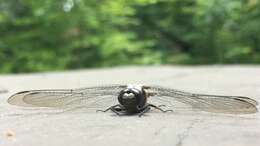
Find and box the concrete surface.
[0,65,259,146]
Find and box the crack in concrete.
[175,118,203,146]
[153,126,166,136]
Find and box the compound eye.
[122,92,135,99]
[126,90,131,94]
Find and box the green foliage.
[0,0,260,73]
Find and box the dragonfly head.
[118,85,147,111]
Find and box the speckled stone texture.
[0,65,259,146]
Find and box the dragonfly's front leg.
[96,104,126,115]
[148,104,173,113]
[138,106,151,117]
[138,104,173,116]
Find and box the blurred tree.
[0,0,260,73]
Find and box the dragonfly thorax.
[118,85,147,112]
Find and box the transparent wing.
[8,85,127,108]
[148,86,258,114]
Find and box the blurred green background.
[1,0,260,73]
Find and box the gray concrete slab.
[0,65,259,146]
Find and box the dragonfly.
[7,84,258,116]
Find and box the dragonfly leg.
[110,106,125,116]
[96,104,126,116]
[157,104,166,107]
[138,106,151,117]
[138,104,171,117]
[148,104,173,113]
[96,104,121,112]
